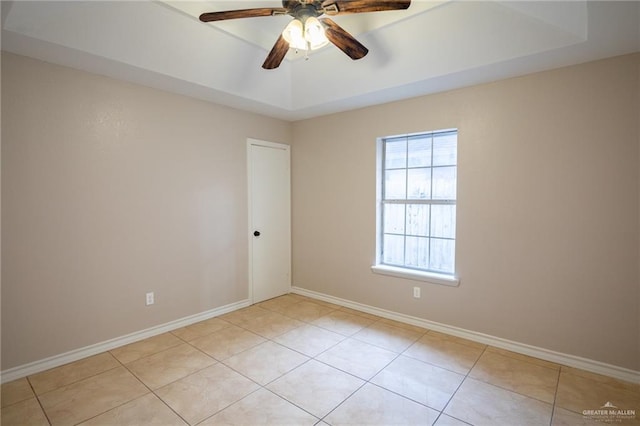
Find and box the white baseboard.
[0,299,251,384]
[292,286,640,384]
[4,289,638,385]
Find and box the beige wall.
[2,51,639,373]
[291,54,640,370]
[1,53,291,370]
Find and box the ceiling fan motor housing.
[284,0,327,20]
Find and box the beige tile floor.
[2,293,639,426]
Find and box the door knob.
[253,231,261,237]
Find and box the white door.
[248,139,291,303]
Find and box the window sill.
[371,265,460,287]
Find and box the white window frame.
[372,129,460,287]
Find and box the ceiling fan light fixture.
[282,19,307,50]
[304,16,329,50]
[282,16,329,52]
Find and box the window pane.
[384,204,405,234]
[432,133,457,166]
[385,138,406,169]
[406,204,429,236]
[406,236,429,269]
[380,130,457,276]
[383,234,404,265]
[408,135,431,167]
[432,166,456,200]
[407,168,431,199]
[384,169,406,199]
[431,205,456,238]
[430,238,455,273]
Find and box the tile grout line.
[261,386,322,424]
[300,295,576,424]
[139,337,291,426]
[187,297,345,424]
[260,297,467,425]
[45,351,190,426]
[25,376,53,426]
[215,356,318,423]
[547,367,562,426]
[433,343,490,426]
[192,386,286,426]
[400,330,484,377]
[113,347,193,426]
[460,368,561,407]
[26,354,123,397]
[315,323,421,424]
[256,297,402,425]
[486,347,563,372]
[189,299,324,422]
[25,355,131,426]
[317,377,370,424]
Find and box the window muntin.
[379,130,457,275]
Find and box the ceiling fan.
[199,0,411,69]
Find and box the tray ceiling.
[2,1,639,121]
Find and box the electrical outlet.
[413,287,421,299]
[146,292,154,306]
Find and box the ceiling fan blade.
[199,8,287,22]
[321,18,368,60]
[322,0,410,15]
[262,35,290,70]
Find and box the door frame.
[246,138,291,304]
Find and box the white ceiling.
[2,1,639,121]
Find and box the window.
[373,129,459,285]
